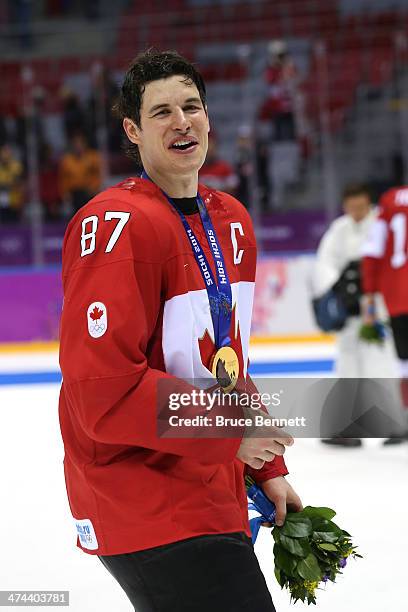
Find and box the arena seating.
[0,0,406,213]
[0,1,402,130]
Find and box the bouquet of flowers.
[246,476,362,605]
[359,320,387,345]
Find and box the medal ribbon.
[247,482,277,544]
[141,170,232,349]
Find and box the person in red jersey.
[58,50,302,612]
[361,185,408,445]
[260,40,298,141]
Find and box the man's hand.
[261,476,303,527]
[236,429,294,469]
[361,293,376,325]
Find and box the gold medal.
[211,346,239,393]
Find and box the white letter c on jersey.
[230,222,244,264]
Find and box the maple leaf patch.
[89,306,104,322]
[87,302,108,338]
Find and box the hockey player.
[362,185,408,445]
[58,50,302,611]
[313,183,397,447]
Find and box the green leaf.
[274,566,285,588]
[286,512,312,523]
[274,545,298,577]
[311,518,340,531]
[301,506,336,521]
[272,528,281,544]
[313,531,340,543]
[312,519,342,543]
[297,553,322,582]
[330,521,343,532]
[280,535,311,557]
[281,515,313,538]
[318,543,338,552]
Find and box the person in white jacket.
[314,183,398,446]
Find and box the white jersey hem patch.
[75,518,99,550]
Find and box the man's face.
[343,194,371,223]
[125,75,210,176]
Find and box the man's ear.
[123,118,141,145]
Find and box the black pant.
[390,314,408,359]
[99,532,276,612]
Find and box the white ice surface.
[1,381,407,612]
[249,342,336,362]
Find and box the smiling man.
[58,50,302,612]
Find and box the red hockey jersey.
[59,177,287,555]
[362,186,408,316]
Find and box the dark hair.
[342,183,372,202]
[114,49,207,164]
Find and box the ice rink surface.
[1,348,407,612]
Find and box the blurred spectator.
[87,67,122,154]
[259,40,299,142]
[39,143,61,221]
[60,88,88,142]
[0,144,24,223]
[59,133,102,215]
[254,131,270,212]
[32,86,48,152]
[235,125,254,208]
[199,135,238,194]
[258,41,301,210]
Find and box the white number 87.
[81,212,130,257]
